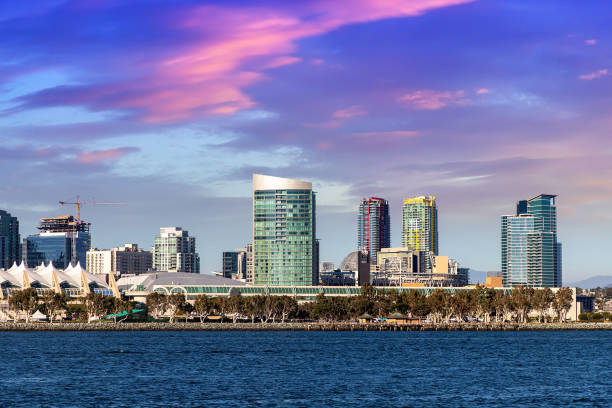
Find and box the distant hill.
[567,275,612,289]
[468,271,612,288]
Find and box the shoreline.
[1,321,611,332]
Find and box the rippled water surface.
[0,330,610,407]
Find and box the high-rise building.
[402,196,438,272]
[152,227,199,273]
[0,210,20,269]
[87,244,152,276]
[501,194,561,287]
[23,215,91,269]
[358,197,390,264]
[252,174,317,286]
[222,248,247,279]
[245,243,253,284]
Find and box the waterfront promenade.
[1,321,611,331]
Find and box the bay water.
[0,331,609,407]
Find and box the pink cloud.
[398,89,469,110]
[333,105,367,119]
[303,119,343,129]
[305,104,367,128]
[579,69,608,80]
[12,0,474,123]
[585,39,597,45]
[476,88,492,95]
[353,130,420,139]
[264,56,302,69]
[76,147,139,164]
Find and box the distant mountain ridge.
[469,271,612,288]
[567,275,612,289]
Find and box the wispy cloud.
[476,88,492,95]
[76,147,139,164]
[585,39,597,45]
[333,105,367,119]
[353,130,420,140]
[264,56,302,69]
[579,69,608,80]
[6,0,474,123]
[398,89,469,110]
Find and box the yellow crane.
[58,196,124,265]
[59,195,123,222]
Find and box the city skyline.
[2,0,611,281]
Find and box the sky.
[1,0,611,282]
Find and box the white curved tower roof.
[253,174,312,191]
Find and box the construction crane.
[58,196,124,265]
[59,196,123,222]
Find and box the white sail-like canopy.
[64,262,108,289]
[0,261,107,295]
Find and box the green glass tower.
[501,194,561,287]
[253,174,317,286]
[401,196,438,272]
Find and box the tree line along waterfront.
[5,284,600,325]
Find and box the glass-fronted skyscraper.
[0,210,20,269]
[152,227,199,273]
[358,197,390,264]
[401,196,438,253]
[501,194,561,287]
[253,174,317,286]
[24,215,91,269]
[222,248,246,279]
[501,215,534,285]
[402,196,438,272]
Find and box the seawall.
[1,322,611,331]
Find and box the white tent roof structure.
[0,261,109,299]
[31,310,47,320]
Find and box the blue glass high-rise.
[24,215,91,269]
[25,232,90,269]
[501,194,561,287]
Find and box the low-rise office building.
[117,275,587,321]
[87,244,152,277]
[371,248,468,287]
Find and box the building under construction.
[23,215,91,269]
[38,215,90,233]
